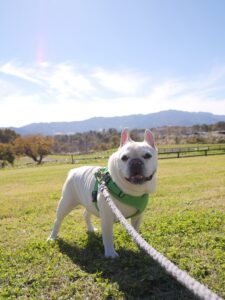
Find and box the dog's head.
[108,128,158,196]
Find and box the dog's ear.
[120,128,130,147]
[144,129,156,149]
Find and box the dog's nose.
[129,158,144,175]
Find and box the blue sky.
[1,0,225,127]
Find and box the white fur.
[48,129,157,258]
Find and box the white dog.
[48,128,158,258]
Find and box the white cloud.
[0,60,225,127]
[92,68,151,95]
[0,61,42,85]
[43,63,96,99]
[149,80,186,100]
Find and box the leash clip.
[102,172,111,185]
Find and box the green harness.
[92,168,149,218]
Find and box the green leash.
[92,168,149,218]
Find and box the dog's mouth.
[125,170,156,185]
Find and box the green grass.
[0,156,224,299]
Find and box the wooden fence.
[158,145,225,159]
[66,145,225,164]
[8,145,224,168]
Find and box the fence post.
[205,150,207,156]
[71,154,74,164]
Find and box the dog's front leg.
[131,213,143,232]
[98,195,119,258]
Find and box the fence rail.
[158,146,225,159]
[52,145,225,164]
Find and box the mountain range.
[11,110,225,135]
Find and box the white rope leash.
[100,183,224,300]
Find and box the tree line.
[53,122,225,153]
[53,128,121,153]
[0,122,224,167]
[0,129,53,167]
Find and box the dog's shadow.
[57,233,197,299]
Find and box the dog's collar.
[92,167,149,218]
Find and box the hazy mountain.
[11,110,225,135]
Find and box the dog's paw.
[87,226,98,233]
[104,250,119,258]
[47,236,57,242]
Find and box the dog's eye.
[143,153,152,159]
[121,155,129,161]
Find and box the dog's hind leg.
[48,195,77,240]
[84,209,96,232]
[48,178,79,240]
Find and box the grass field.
[0,156,224,299]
